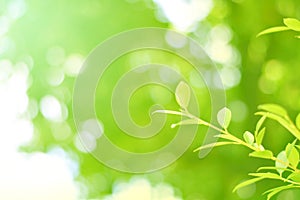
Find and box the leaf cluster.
[154,81,300,199]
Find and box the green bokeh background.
[3,0,300,199]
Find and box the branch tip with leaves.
[155,81,300,199]
[257,18,300,38]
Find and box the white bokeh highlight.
[104,177,182,200]
[0,2,79,197]
[40,95,68,122]
[153,0,213,32]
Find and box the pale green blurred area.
[1,0,300,199]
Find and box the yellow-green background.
[2,0,300,199]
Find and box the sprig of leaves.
[153,81,300,200]
[257,18,300,38]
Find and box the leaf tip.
[175,81,191,109]
[217,107,232,129]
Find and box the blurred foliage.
[3,0,300,199]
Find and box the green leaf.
[171,118,201,128]
[296,113,300,130]
[249,172,282,180]
[193,141,238,152]
[286,139,297,155]
[233,177,265,192]
[287,171,300,182]
[258,104,288,118]
[257,166,293,173]
[249,150,273,159]
[175,81,190,109]
[255,115,267,135]
[255,111,300,141]
[283,18,300,31]
[275,151,289,175]
[257,26,291,37]
[243,131,254,145]
[217,107,232,129]
[264,185,296,200]
[256,127,266,146]
[285,142,299,168]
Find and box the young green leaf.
[243,131,254,145]
[258,104,288,118]
[257,166,293,173]
[287,171,300,182]
[171,118,201,128]
[285,143,299,168]
[175,81,190,109]
[275,151,289,175]
[296,113,300,130]
[233,177,265,193]
[283,18,300,31]
[249,172,282,180]
[256,127,266,146]
[217,107,232,129]
[286,139,297,155]
[257,26,291,37]
[249,150,273,159]
[255,111,300,141]
[193,141,238,152]
[255,115,267,135]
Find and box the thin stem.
[184,111,257,151]
[280,177,300,186]
[183,110,299,172]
